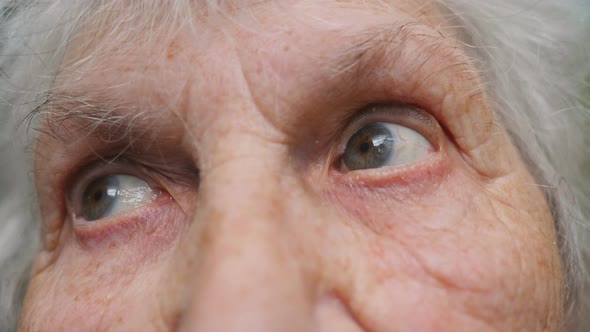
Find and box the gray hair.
[0,0,588,330]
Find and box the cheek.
[21,248,177,331]
[20,204,186,331]
[325,169,563,331]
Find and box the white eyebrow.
[26,91,151,144]
[28,22,474,147]
[327,22,475,95]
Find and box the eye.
[341,122,433,171]
[79,174,159,221]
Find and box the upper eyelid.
[66,156,198,212]
[61,145,198,192]
[348,104,435,128]
[325,23,488,158]
[66,159,160,211]
[338,104,440,150]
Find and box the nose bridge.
[199,158,296,259]
[178,159,314,331]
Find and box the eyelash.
[67,160,162,217]
[340,104,437,142]
[332,104,439,160]
[63,103,441,232]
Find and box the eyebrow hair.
[335,23,419,73]
[26,90,157,145]
[28,21,472,145]
[331,22,474,96]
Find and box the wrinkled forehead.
[50,0,469,137]
[60,0,452,75]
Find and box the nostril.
[315,293,366,332]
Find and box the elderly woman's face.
[20,1,564,331]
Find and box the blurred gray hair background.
[0,1,589,331]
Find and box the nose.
[173,156,364,332]
[176,159,314,332]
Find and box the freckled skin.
[21,1,564,331]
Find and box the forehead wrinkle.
[63,0,278,82]
[47,4,477,150]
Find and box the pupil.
[342,123,394,171]
[82,176,119,221]
[359,141,371,153]
[93,191,103,202]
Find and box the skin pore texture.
[20,1,565,331]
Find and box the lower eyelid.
[72,192,178,248]
[333,148,447,189]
